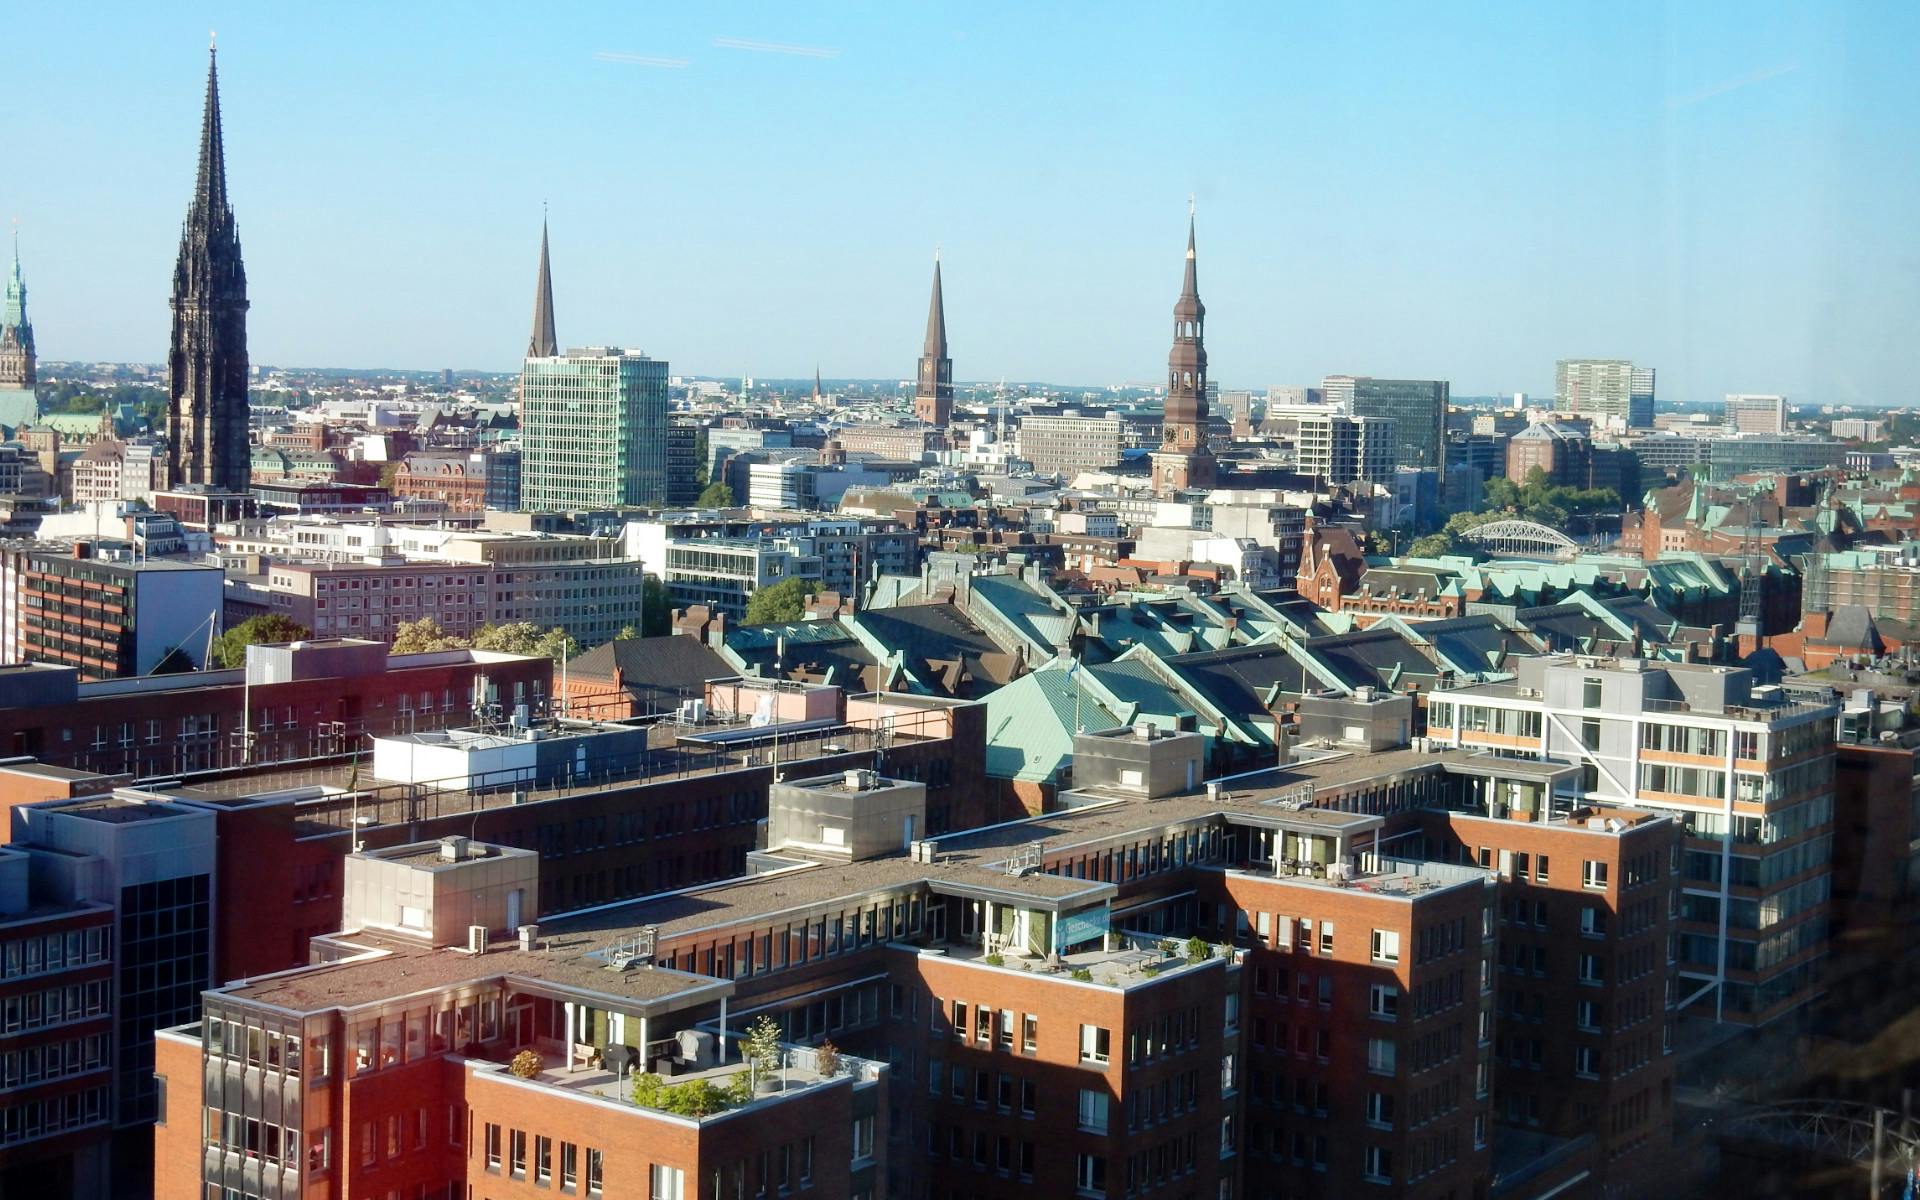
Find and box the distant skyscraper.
[1328,375,1450,474]
[520,348,669,510]
[1153,213,1217,496]
[167,45,252,495]
[517,221,670,510]
[1724,393,1787,435]
[913,255,953,427]
[1555,359,1654,429]
[0,235,36,429]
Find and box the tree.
[377,460,402,490]
[744,578,819,625]
[641,577,672,637]
[214,615,310,668]
[1361,530,1394,556]
[391,616,470,654]
[472,622,579,663]
[697,481,735,508]
[743,1015,784,1074]
[1406,532,1455,558]
[616,624,640,641]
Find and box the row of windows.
[0,1032,107,1091]
[0,980,110,1033]
[0,926,110,980]
[706,1133,823,1198]
[481,1122,604,1193]
[0,1085,109,1147]
[658,897,922,982]
[208,1020,307,1077]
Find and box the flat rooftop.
[219,930,728,1014]
[152,716,935,835]
[53,797,186,824]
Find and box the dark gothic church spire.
[167,43,251,494]
[528,216,557,358]
[913,252,952,427]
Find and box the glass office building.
[519,347,669,510]
[1329,375,1450,473]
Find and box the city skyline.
[7,4,1917,402]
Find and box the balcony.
[931,933,1236,991]
[481,1040,879,1122]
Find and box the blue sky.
[9,2,1918,402]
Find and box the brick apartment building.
[0,638,551,779]
[1427,654,1839,1025]
[152,709,1713,1200]
[0,542,224,680]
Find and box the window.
[1079,1024,1110,1065]
[1536,855,1550,883]
[1366,1038,1397,1075]
[1368,984,1399,1019]
[1579,954,1604,984]
[1580,906,1607,937]
[510,1129,527,1176]
[1370,929,1401,963]
[1582,678,1603,708]
[952,1001,967,1041]
[536,1136,552,1184]
[1075,1153,1107,1195]
[1583,860,1610,890]
[650,1163,683,1200]
[1022,1013,1038,1052]
[1575,1046,1599,1078]
[588,1149,604,1194]
[1366,1092,1394,1128]
[1576,1001,1601,1031]
[1320,921,1335,955]
[561,1142,578,1188]
[1581,717,1601,750]
[1364,1145,1394,1183]
[484,1123,501,1170]
[1078,1088,1109,1133]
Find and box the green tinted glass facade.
[519,348,668,510]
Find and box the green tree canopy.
[697,481,734,508]
[391,616,470,655]
[471,622,580,663]
[744,578,819,625]
[641,576,672,637]
[214,614,311,669]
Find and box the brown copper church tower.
[912,254,952,427]
[1152,211,1217,496]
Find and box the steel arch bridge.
[1458,519,1582,559]
[1717,1099,1920,1174]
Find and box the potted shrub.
[983,951,1004,967]
[1071,967,1094,982]
[508,1049,543,1079]
[743,1015,784,1092]
[814,1039,841,1078]
[632,1071,667,1109]
[1184,935,1211,964]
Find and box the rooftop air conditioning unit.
[467,925,488,954]
[439,835,469,862]
[518,924,539,952]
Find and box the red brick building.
[0,639,552,778]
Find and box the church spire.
[192,45,230,230]
[913,252,952,427]
[528,214,557,358]
[1154,205,1215,497]
[0,225,33,390]
[167,43,251,494]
